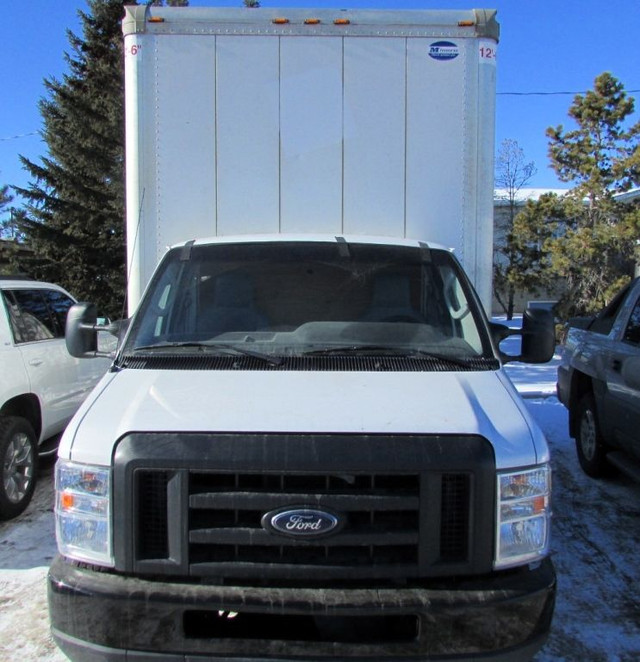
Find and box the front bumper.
[48,555,555,662]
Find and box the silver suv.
[0,277,110,519]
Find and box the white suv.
[0,277,110,519]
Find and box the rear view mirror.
[520,308,556,364]
[66,303,114,359]
[492,308,555,364]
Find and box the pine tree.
[545,72,640,317]
[0,184,11,214]
[511,192,575,295]
[15,0,127,317]
[0,183,13,239]
[14,0,188,318]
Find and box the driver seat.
[361,274,423,323]
[198,272,268,335]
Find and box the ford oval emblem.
[262,507,341,538]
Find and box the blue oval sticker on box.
[429,41,459,61]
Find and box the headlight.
[55,460,113,566]
[495,464,551,569]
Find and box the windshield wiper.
[132,341,283,366]
[303,345,480,368]
[134,341,209,351]
[304,345,398,356]
[215,343,284,366]
[405,348,484,368]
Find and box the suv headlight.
[55,460,113,566]
[495,464,551,569]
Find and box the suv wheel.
[575,394,609,478]
[0,417,38,520]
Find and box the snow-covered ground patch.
[527,394,640,661]
[0,567,62,661]
[0,461,64,661]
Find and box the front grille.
[187,471,420,578]
[116,434,495,580]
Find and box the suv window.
[623,296,640,345]
[2,288,75,344]
[589,284,631,335]
[44,289,76,336]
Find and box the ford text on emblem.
[262,507,341,538]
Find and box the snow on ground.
[1,319,639,660]
[529,395,640,661]
[0,459,64,661]
[0,567,62,661]
[496,315,640,660]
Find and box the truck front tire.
[575,394,608,478]
[0,416,38,520]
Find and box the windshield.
[122,240,493,361]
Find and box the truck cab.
[49,236,556,661]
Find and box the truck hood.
[60,368,548,470]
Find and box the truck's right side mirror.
[520,308,556,364]
[66,302,111,359]
[492,308,555,364]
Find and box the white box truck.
[48,6,556,661]
[121,5,498,313]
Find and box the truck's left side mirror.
[492,308,555,364]
[66,302,113,359]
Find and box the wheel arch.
[0,394,42,441]
[568,370,594,439]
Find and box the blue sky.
[1,0,639,205]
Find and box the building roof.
[493,188,569,205]
[494,187,640,205]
